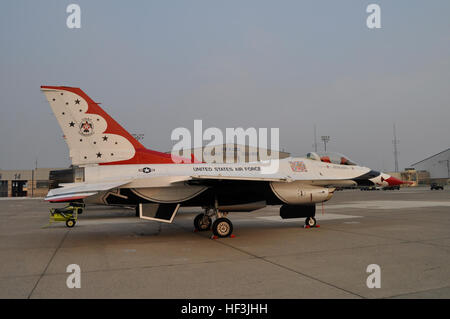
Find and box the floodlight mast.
[132,133,145,142]
[321,135,330,152]
[313,124,318,152]
[393,124,399,172]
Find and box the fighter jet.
[41,86,409,237]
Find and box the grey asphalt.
[0,187,449,299]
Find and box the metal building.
[410,148,450,184]
[0,168,63,198]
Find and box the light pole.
[313,124,318,152]
[393,124,399,172]
[321,136,330,152]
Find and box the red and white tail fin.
[41,86,181,165]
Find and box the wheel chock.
[210,235,235,239]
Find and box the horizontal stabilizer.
[45,180,131,202]
[45,192,98,203]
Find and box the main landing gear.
[212,218,233,238]
[194,213,212,231]
[194,208,234,238]
[193,206,318,236]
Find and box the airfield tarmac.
[1,187,449,299]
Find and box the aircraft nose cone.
[385,176,406,186]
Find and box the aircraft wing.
[189,173,367,187]
[45,180,132,202]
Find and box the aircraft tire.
[212,218,233,238]
[194,214,212,231]
[305,216,316,228]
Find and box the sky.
[0,0,449,171]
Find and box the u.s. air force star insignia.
[79,118,94,136]
[139,167,154,173]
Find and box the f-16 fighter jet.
[41,86,408,237]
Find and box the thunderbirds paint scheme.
[41,86,408,237]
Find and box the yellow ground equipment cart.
[49,203,84,228]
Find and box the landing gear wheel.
[212,218,233,238]
[66,219,76,228]
[305,216,317,228]
[194,214,212,231]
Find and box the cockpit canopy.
[306,152,357,166]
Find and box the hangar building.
[410,148,450,184]
[0,168,62,198]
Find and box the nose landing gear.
[305,216,317,228]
